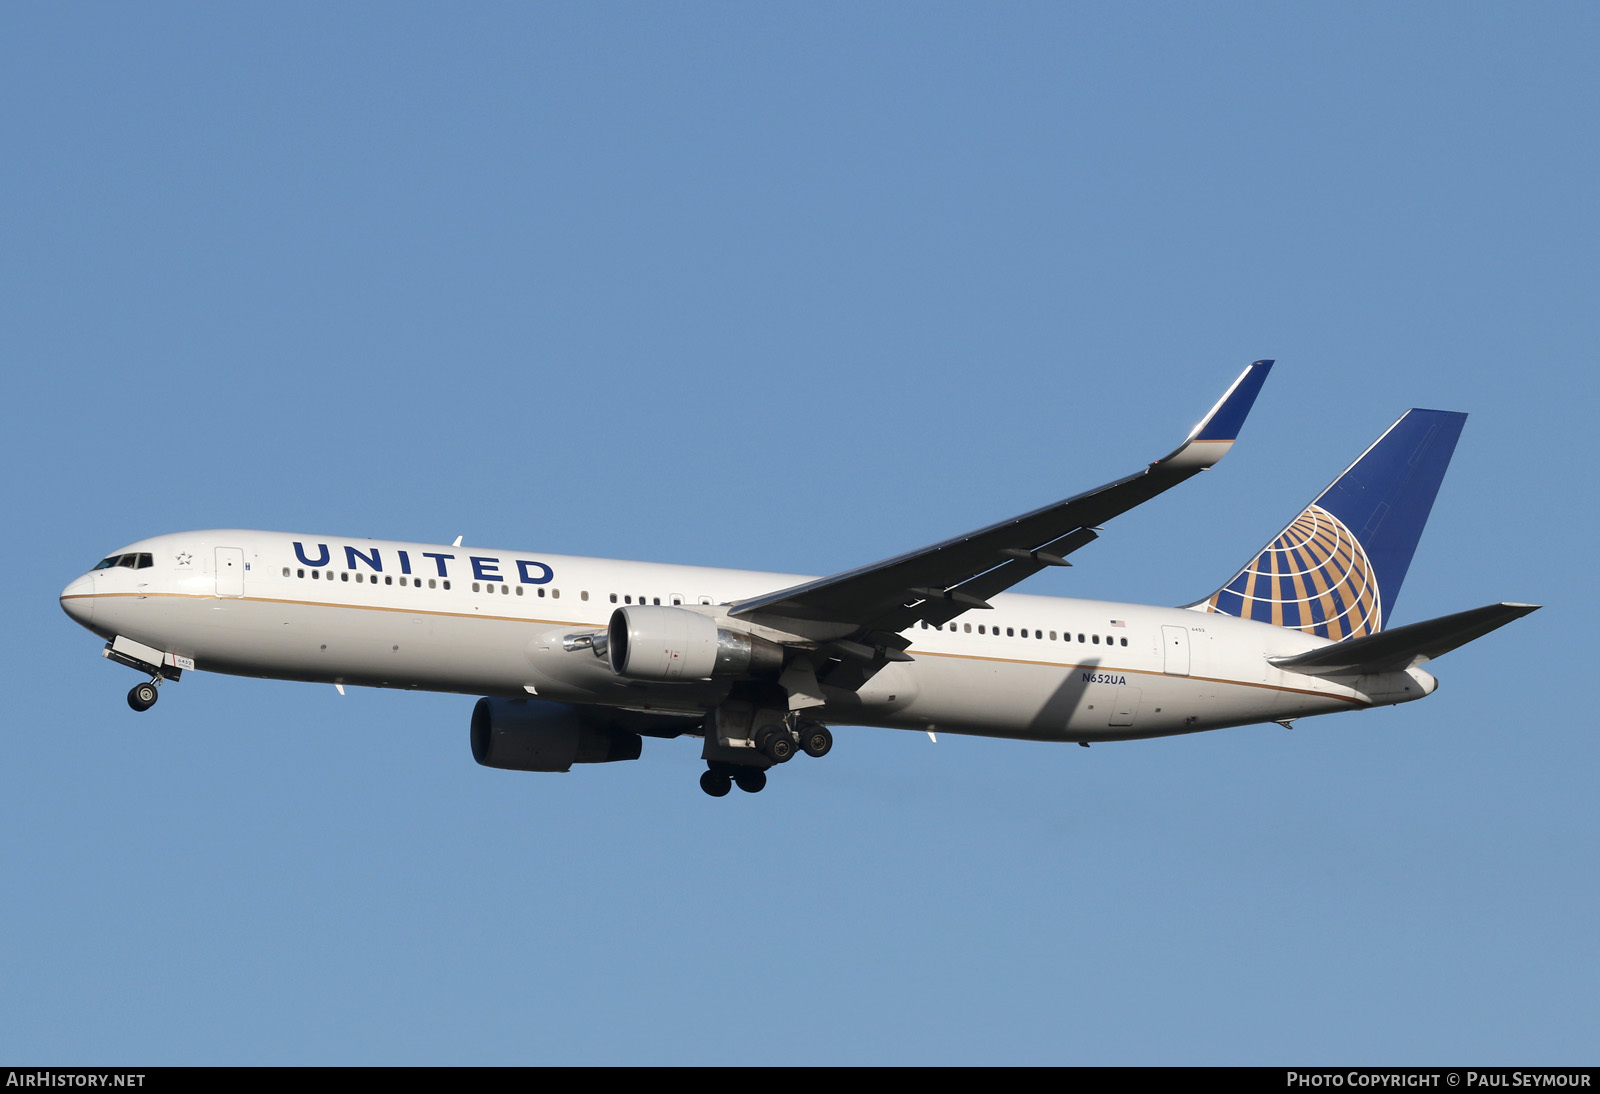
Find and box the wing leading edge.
[730,361,1274,669]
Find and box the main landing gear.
[796,721,833,758]
[699,718,833,796]
[699,765,769,796]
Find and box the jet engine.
[470,697,643,772]
[606,605,784,681]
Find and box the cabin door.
[216,547,245,597]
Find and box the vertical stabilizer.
[1192,409,1466,637]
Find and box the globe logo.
[1204,504,1382,639]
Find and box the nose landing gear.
[104,637,179,713]
[127,680,160,712]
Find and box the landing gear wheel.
[798,722,833,758]
[734,769,767,794]
[756,725,795,763]
[700,769,733,797]
[127,682,158,712]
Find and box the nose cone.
[60,574,95,627]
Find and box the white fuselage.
[60,530,1438,743]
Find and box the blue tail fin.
[1192,409,1467,638]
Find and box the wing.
[730,360,1274,682]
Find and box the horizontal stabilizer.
[1269,602,1539,676]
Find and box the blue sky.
[3,3,1595,1064]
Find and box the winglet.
[1157,359,1273,470]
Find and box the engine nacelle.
[607,605,784,681]
[470,697,643,772]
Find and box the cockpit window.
[90,552,153,570]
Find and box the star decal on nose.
[176,552,193,566]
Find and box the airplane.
[59,361,1538,796]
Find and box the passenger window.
[1092,634,1100,644]
[551,589,559,599]
[282,567,290,577]
[442,580,450,590]
[610,594,618,604]
[472,583,479,592]
[385,576,393,585]
[431,579,438,589]
[581,591,589,601]
[1120,637,1127,646]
